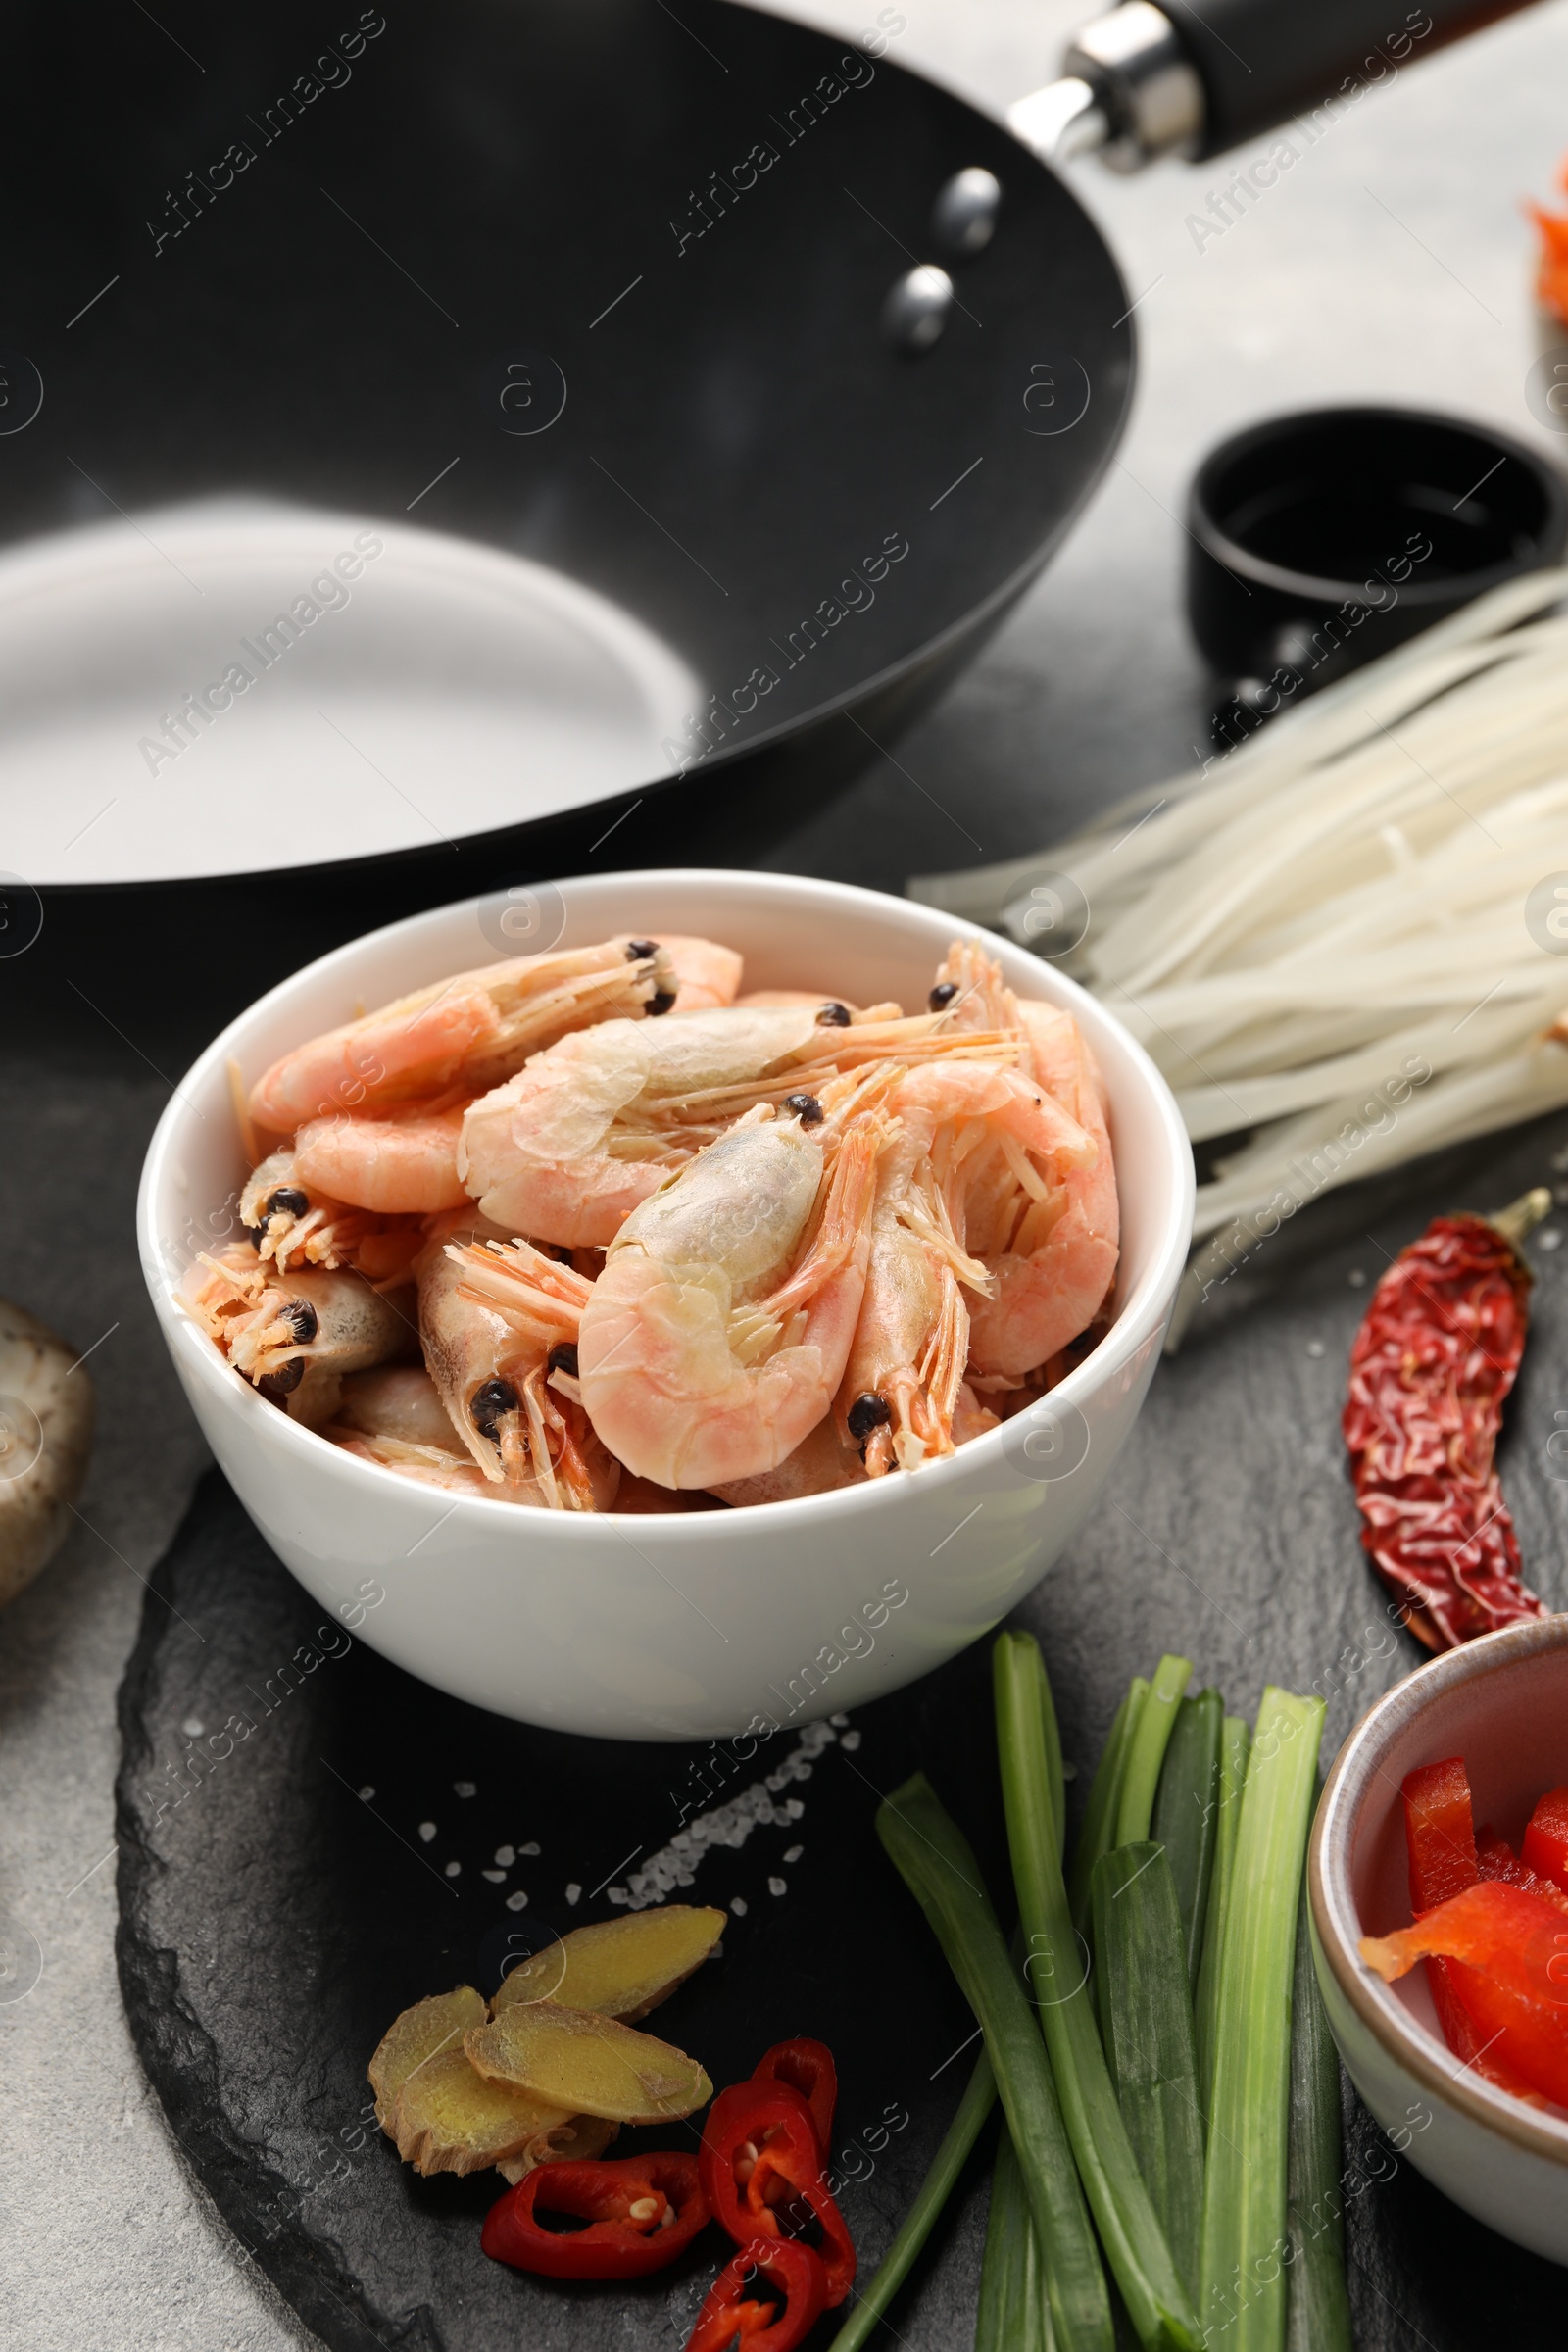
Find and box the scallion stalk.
[825,2049,998,2352]
[876,1771,1113,2352]
[1194,1712,1250,2119]
[976,2120,1051,2352]
[1198,1689,1325,2352]
[993,1633,1201,2352]
[1114,1654,1193,1846]
[1092,1841,1205,2302]
[1068,1678,1148,1936]
[1151,1689,1223,1988]
[1284,1805,1353,2352]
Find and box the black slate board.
[117,1107,1568,2352]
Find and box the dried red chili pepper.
[750,2037,838,2156]
[480,2151,707,2279]
[684,2239,826,2352]
[700,2080,857,2306]
[1342,1189,1550,1650]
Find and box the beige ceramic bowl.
[1309,1616,1568,2263]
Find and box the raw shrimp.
[247,936,680,1132]
[180,1248,413,1428]
[837,1061,1095,1473]
[655,935,744,1011]
[241,1151,422,1285]
[293,1098,470,1214]
[459,1001,990,1250]
[416,1222,617,1508]
[577,1100,886,1489]
[966,1000,1120,1381]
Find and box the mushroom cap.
[0,1298,95,1610]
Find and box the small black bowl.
[1187,406,1568,744]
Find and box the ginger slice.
[391,2047,577,2178]
[491,1906,725,2024]
[495,2111,619,2183]
[368,1985,487,2129]
[466,1997,711,2125]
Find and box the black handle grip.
[1161,0,1538,156]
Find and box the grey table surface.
[4,2,1568,2345]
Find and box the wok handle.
[1165,0,1538,155]
[1011,0,1544,167]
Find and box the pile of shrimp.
[180,928,1119,1512]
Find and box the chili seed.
[928,980,958,1009]
[627,2195,663,2224]
[782,1092,824,1127]
[259,1359,305,1397]
[847,1391,891,1439]
[548,1342,579,1377]
[625,939,658,960]
[470,1377,519,1442]
[817,1000,852,1027]
[264,1185,310,1217]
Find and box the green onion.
[1093,1841,1205,2301]
[976,2120,1050,2352]
[1285,1808,1353,2352]
[1114,1654,1193,1846]
[1198,1690,1325,2352]
[994,1634,1201,2352]
[1151,1690,1223,1989]
[1068,1677,1148,1936]
[876,1771,1112,2352]
[825,2049,998,2352]
[1194,1712,1250,2119]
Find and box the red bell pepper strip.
[1523,1786,1568,1897]
[700,2080,857,2306]
[751,2038,838,2157]
[481,2151,708,2279]
[1342,1198,1548,1650]
[1361,1880,1568,2106]
[1477,1826,1568,1914]
[684,2239,826,2352]
[1401,1757,1492,2079]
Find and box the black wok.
[2,0,1542,1037]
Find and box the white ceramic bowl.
[1309,1617,1568,2265]
[136,869,1194,1740]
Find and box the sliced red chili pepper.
[481,2152,707,2280]
[1523,1786,1568,1897]
[1342,1200,1548,1650]
[700,2081,857,2307]
[751,2038,838,2157]
[684,2238,825,2352]
[1401,1756,1494,2082]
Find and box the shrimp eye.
[928,981,958,1009]
[264,1186,310,1218]
[847,1391,891,1440]
[244,1224,268,1250]
[817,1001,852,1027]
[625,939,659,961]
[259,1358,305,1397]
[471,1377,519,1442]
[283,1299,319,1344]
[544,1244,575,1265]
[782,1092,824,1127]
[548,1342,579,1377]
[647,990,677,1017]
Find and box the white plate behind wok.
[2,504,700,887]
